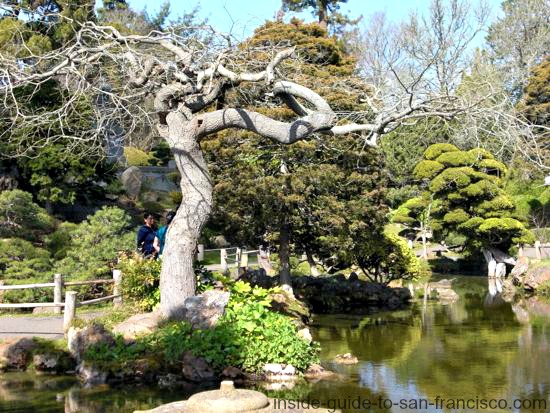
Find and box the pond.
[1,275,549,412]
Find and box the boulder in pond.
[333,353,358,364]
[67,323,115,363]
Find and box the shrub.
[0,189,53,240]
[124,147,151,166]
[84,281,319,374]
[53,207,134,280]
[118,253,161,311]
[0,238,52,280]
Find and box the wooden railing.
[0,270,123,333]
[198,244,272,274]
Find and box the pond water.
[1,275,549,413]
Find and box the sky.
[112,0,504,43]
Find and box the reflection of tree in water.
[0,373,204,413]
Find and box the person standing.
[137,212,159,258]
[155,210,176,257]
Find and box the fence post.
[236,248,242,267]
[63,291,78,334]
[112,269,122,307]
[197,244,205,261]
[221,249,228,273]
[54,273,63,314]
[535,240,541,260]
[240,251,249,268]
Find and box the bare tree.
[1,5,545,318]
[350,0,549,169]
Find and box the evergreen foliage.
[410,144,533,252]
[53,207,134,280]
[205,20,390,280]
[0,189,53,240]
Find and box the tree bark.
[160,113,212,319]
[306,250,321,276]
[279,218,293,294]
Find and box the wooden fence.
[518,241,550,259]
[198,244,273,274]
[0,270,122,333]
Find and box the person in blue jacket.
[155,210,176,257]
[137,212,159,258]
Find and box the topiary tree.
[413,143,534,276]
[392,196,435,259]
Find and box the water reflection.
[305,276,550,412]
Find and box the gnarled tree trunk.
[279,218,293,294]
[160,113,213,319]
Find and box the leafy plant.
[118,252,162,311]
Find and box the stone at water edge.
[0,338,37,371]
[524,266,550,291]
[333,353,358,364]
[297,327,312,343]
[67,324,115,363]
[181,351,216,382]
[304,363,338,380]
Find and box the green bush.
[124,147,151,166]
[118,253,161,311]
[0,238,52,280]
[84,281,319,374]
[45,222,77,260]
[0,189,53,240]
[53,207,135,280]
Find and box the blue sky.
[110,0,504,41]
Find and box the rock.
[77,361,108,385]
[262,363,297,382]
[113,312,164,340]
[181,351,216,382]
[524,266,550,291]
[297,328,312,343]
[212,235,230,248]
[120,166,143,199]
[304,363,338,380]
[221,366,245,379]
[67,324,115,363]
[333,353,358,364]
[0,338,36,371]
[33,353,75,374]
[269,291,310,325]
[263,363,283,375]
[183,290,230,330]
[158,373,182,389]
[186,381,269,413]
[511,256,530,281]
